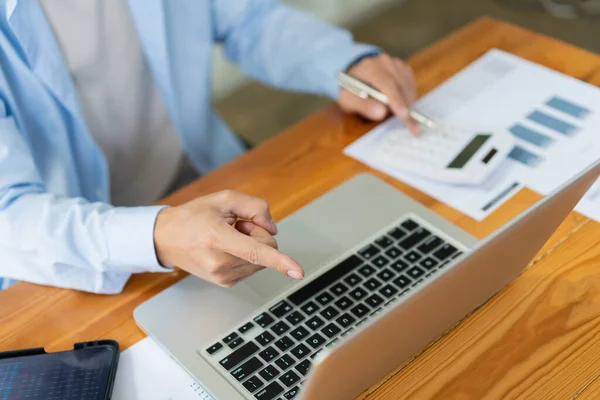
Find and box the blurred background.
[213,0,600,146]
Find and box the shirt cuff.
[103,205,173,273]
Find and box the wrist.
[154,206,177,267]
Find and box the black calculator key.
[271,321,291,336]
[239,322,255,334]
[388,226,407,240]
[364,278,382,291]
[401,219,420,231]
[243,376,264,393]
[358,244,380,259]
[365,293,384,308]
[269,300,294,318]
[371,255,390,268]
[393,275,412,289]
[223,332,239,344]
[375,235,394,248]
[279,370,301,387]
[350,304,370,318]
[334,296,354,310]
[259,365,280,382]
[290,343,310,360]
[206,342,223,355]
[406,266,425,279]
[295,359,312,376]
[452,251,464,259]
[343,273,363,286]
[285,311,305,326]
[331,282,349,296]
[275,336,295,351]
[254,381,284,400]
[390,259,409,273]
[384,247,403,260]
[335,313,356,329]
[349,287,368,301]
[220,342,260,370]
[319,306,339,320]
[256,331,275,346]
[433,243,458,260]
[306,333,327,349]
[306,315,325,330]
[229,337,245,349]
[284,386,301,399]
[300,301,320,315]
[405,251,422,263]
[358,264,376,277]
[254,312,275,328]
[232,356,264,381]
[398,228,430,250]
[275,354,296,370]
[321,323,341,338]
[379,284,399,299]
[259,346,280,362]
[315,292,335,306]
[290,326,310,340]
[417,236,443,254]
[420,257,439,270]
[377,268,395,282]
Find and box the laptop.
[135,159,600,400]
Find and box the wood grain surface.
[1,17,599,399]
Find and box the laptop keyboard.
[202,217,463,400]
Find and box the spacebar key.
[219,342,259,370]
[288,255,363,306]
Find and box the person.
[0,0,418,294]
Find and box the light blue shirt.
[0,0,378,293]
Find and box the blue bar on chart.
[546,96,590,119]
[508,146,543,167]
[527,110,578,136]
[509,124,554,148]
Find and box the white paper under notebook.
[112,337,214,400]
[345,49,600,221]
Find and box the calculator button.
[335,313,356,329]
[343,273,363,286]
[401,219,420,231]
[375,235,394,248]
[404,251,422,263]
[229,337,245,349]
[220,342,260,370]
[258,346,280,362]
[290,326,310,341]
[384,246,403,260]
[398,228,431,250]
[371,255,390,268]
[206,342,223,355]
[223,332,239,344]
[254,381,284,399]
[433,244,458,260]
[358,265,376,277]
[358,244,380,259]
[285,311,305,326]
[275,354,296,370]
[259,365,280,382]
[334,296,354,310]
[256,332,275,346]
[417,236,443,254]
[243,375,264,393]
[271,321,291,336]
[269,301,294,318]
[377,268,396,282]
[388,227,407,240]
[364,278,382,291]
[393,275,412,289]
[232,356,264,381]
[316,292,335,306]
[300,301,320,315]
[254,313,275,328]
[239,322,255,334]
[331,282,349,296]
[420,257,439,270]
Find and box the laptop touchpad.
[243,220,342,299]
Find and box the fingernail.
[370,104,386,120]
[287,270,303,280]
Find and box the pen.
[337,71,436,129]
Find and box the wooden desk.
[1,17,600,399]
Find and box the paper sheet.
[112,337,214,400]
[344,49,600,221]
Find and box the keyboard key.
[306,316,325,330]
[405,251,422,263]
[288,255,362,306]
[275,354,296,370]
[420,257,439,270]
[393,275,412,289]
[349,287,368,301]
[334,296,354,310]
[279,370,301,387]
[285,311,305,326]
[336,313,356,329]
[254,312,275,328]
[290,326,310,340]
[223,332,239,344]
[331,282,349,296]
[379,284,399,299]
[274,336,295,351]
[343,273,363,286]
[433,243,458,261]
[365,293,384,308]
[406,266,425,279]
[243,376,264,393]
[259,365,280,382]
[371,255,390,268]
[284,386,301,399]
[306,333,327,349]
[390,259,409,273]
[315,292,335,306]
[269,300,294,318]
[290,343,310,360]
[259,346,280,362]
[271,321,291,336]
[300,301,320,315]
[295,359,312,376]
[377,268,395,282]
[229,337,245,349]
[452,251,464,259]
[398,228,431,250]
[206,342,223,355]
[358,244,380,259]
[232,356,264,381]
[254,381,284,400]
[364,278,382,291]
[388,226,407,240]
[375,235,394,249]
[401,219,420,231]
[220,342,260,370]
[384,247,403,260]
[320,306,339,320]
[350,304,370,318]
[417,236,443,254]
[239,322,255,334]
[321,323,341,338]
[256,332,275,346]
[358,264,376,277]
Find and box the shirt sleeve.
[0,109,171,295]
[211,0,381,99]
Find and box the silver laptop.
[135,159,600,400]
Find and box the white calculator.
[371,124,515,185]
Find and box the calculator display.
[0,347,114,400]
[446,134,491,169]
